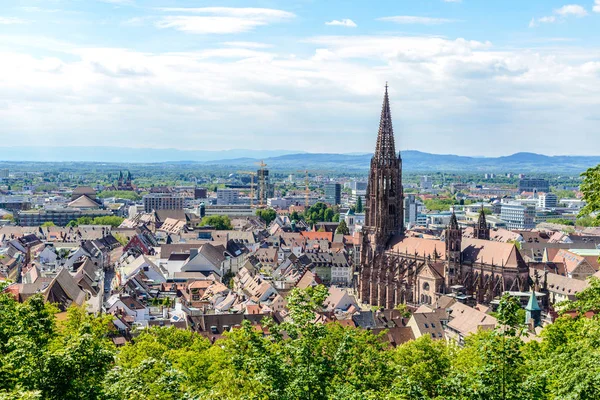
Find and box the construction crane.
[297,170,310,207]
[255,160,267,208]
[237,171,257,207]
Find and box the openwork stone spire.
[374,83,397,165]
[475,205,490,240]
[449,211,459,230]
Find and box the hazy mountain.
[0,147,597,173]
[0,147,301,163]
[202,151,600,173]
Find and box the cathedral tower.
[364,84,404,251]
[359,84,404,304]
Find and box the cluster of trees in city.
[198,215,233,230]
[64,216,125,228]
[1,280,600,399]
[97,191,142,201]
[289,202,340,226]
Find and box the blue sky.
[1,0,600,156]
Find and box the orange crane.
[237,171,256,207]
[296,170,310,207]
[255,160,268,208]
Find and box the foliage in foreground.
[2,282,600,399]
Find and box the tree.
[580,164,600,221]
[199,215,233,230]
[356,196,363,213]
[546,218,574,226]
[559,276,600,315]
[390,336,451,399]
[336,220,349,235]
[97,191,141,201]
[290,211,300,221]
[256,209,277,226]
[41,221,55,227]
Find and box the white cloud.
[19,7,60,13]
[99,0,135,4]
[0,17,27,25]
[155,7,295,19]
[529,16,556,27]
[594,0,600,12]
[221,42,273,49]
[378,16,457,25]
[0,34,599,155]
[554,4,588,16]
[325,19,357,28]
[530,4,588,27]
[155,7,295,34]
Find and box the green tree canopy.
[335,220,349,235]
[255,209,277,226]
[199,215,233,230]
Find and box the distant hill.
[0,147,301,163]
[202,151,600,173]
[0,147,597,173]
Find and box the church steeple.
[374,83,398,165]
[449,210,459,230]
[364,84,404,250]
[475,205,490,240]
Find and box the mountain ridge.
[0,147,597,172]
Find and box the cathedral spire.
[475,204,490,240]
[477,205,487,229]
[449,210,459,230]
[374,83,397,165]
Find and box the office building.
[324,183,341,205]
[420,176,433,191]
[500,203,536,230]
[404,194,418,227]
[143,193,184,213]
[216,188,239,205]
[518,178,549,193]
[17,208,113,226]
[538,193,558,208]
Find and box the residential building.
[500,203,536,230]
[143,193,184,213]
[324,183,341,205]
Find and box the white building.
[538,193,558,208]
[500,203,536,230]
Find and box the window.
[423,282,430,291]
[424,323,429,328]
[431,322,436,328]
[431,333,436,339]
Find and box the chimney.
[190,248,199,258]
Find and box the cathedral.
[358,86,530,308]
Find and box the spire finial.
[385,82,388,93]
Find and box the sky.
[1,0,600,156]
